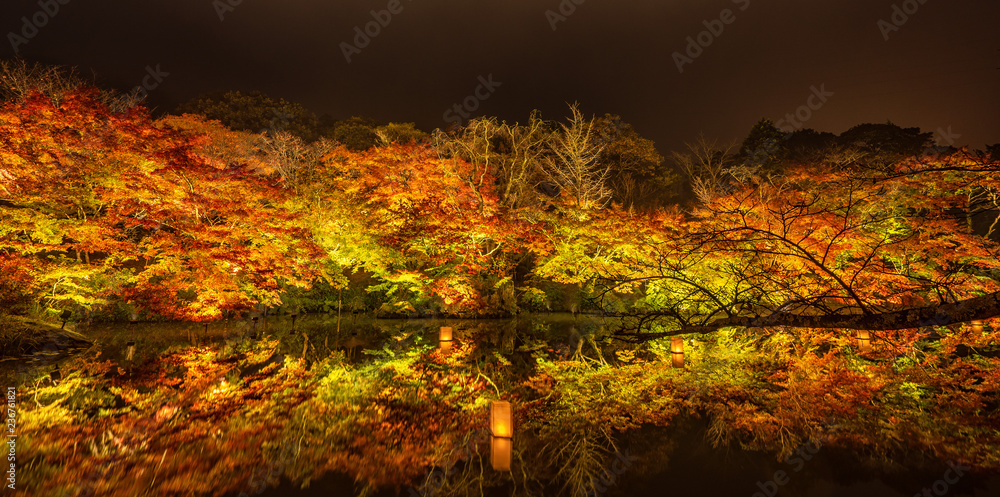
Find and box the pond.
[6,313,1000,497]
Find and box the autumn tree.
[176,90,321,142]
[308,143,526,315]
[540,105,612,215]
[0,89,323,321]
[588,153,1000,342]
[593,114,678,209]
[670,134,739,205]
[374,122,428,146]
[1,58,141,112]
[827,122,935,172]
[324,115,382,151]
[736,118,787,177]
[431,111,553,210]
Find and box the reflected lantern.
[490,400,513,471]
[671,337,684,368]
[439,326,454,352]
[491,436,512,472]
[857,330,872,353]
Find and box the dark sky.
[3,0,998,153]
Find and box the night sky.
[3,0,998,153]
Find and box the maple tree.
[0,89,324,321]
[554,150,1000,341]
[302,143,534,316]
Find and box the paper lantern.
[439,327,453,342]
[671,337,684,368]
[490,400,513,471]
[857,330,872,353]
[971,320,984,333]
[490,401,513,438]
[491,436,512,471]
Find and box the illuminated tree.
[593,113,678,209]
[176,90,321,142]
[310,143,522,315]
[541,104,612,214]
[432,111,553,210]
[670,134,738,205]
[374,122,428,146]
[0,89,323,320]
[591,152,1000,340]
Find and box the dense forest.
[3,60,1000,496]
[3,61,997,329]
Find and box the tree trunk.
[619,291,1000,340]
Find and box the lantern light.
[971,320,984,333]
[490,400,513,471]
[671,337,684,369]
[439,327,454,352]
[491,436,512,472]
[490,401,512,438]
[857,330,872,353]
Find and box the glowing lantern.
[439,326,454,352]
[971,320,984,333]
[490,401,512,438]
[491,436,512,471]
[126,341,136,362]
[490,400,513,471]
[671,337,684,368]
[857,330,872,353]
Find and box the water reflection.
[8,313,999,497]
[53,312,617,371]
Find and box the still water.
[10,313,1000,497]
